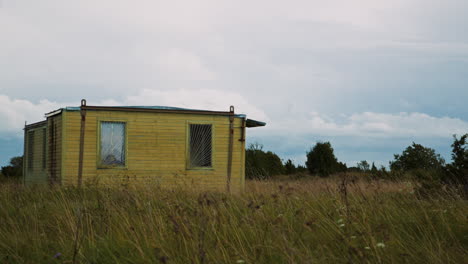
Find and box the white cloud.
[267,111,468,138]
[125,88,267,121]
[2,90,465,141]
[0,95,61,134]
[0,90,268,135]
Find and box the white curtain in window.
[100,122,125,166]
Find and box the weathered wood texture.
[23,114,63,185]
[47,114,62,184]
[24,123,48,184]
[60,110,246,193]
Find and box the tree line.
[245,134,467,186]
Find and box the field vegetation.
[0,175,467,263]
[1,134,466,263]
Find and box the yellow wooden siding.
[24,125,48,185]
[46,115,62,184]
[61,111,245,192]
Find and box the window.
[189,124,212,168]
[99,121,126,167]
[27,131,35,170]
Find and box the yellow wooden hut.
[23,100,265,193]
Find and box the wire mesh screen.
[100,122,126,166]
[189,124,212,167]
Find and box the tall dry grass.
[0,176,466,263]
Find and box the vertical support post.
[227,106,235,193]
[240,117,246,192]
[22,121,27,185]
[78,99,87,187]
[239,117,246,142]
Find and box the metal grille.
[100,122,126,166]
[189,124,212,167]
[27,131,34,170]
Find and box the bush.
[405,169,446,198]
[245,143,284,179]
[306,142,344,177]
[444,134,468,186]
[1,156,23,178]
[390,143,445,172]
[284,159,296,175]
[357,160,370,172]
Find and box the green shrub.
[1,156,23,178]
[245,143,284,179]
[306,142,345,177]
[390,143,445,172]
[444,134,468,187]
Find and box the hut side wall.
[62,110,246,193]
[47,114,62,184]
[24,123,48,184]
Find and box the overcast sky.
[1,0,467,167]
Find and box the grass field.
[0,176,467,263]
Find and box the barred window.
[100,122,126,167]
[27,131,35,170]
[189,124,212,168]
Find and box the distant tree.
[306,142,339,177]
[296,165,308,173]
[336,161,347,173]
[450,134,468,171]
[445,134,468,185]
[347,166,361,172]
[379,165,387,173]
[245,143,284,179]
[1,156,23,178]
[284,159,296,175]
[357,160,370,172]
[390,143,445,171]
[371,162,378,173]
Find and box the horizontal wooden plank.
[61,110,246,190]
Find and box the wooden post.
[227,106,235,193]
[78,99,87,187]
[23,121,27,185]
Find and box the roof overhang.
[45,109,62,118]
[24,120,47,130]
[246,119,266,128]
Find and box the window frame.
[97,119,128,169]
[186,121,215,170]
